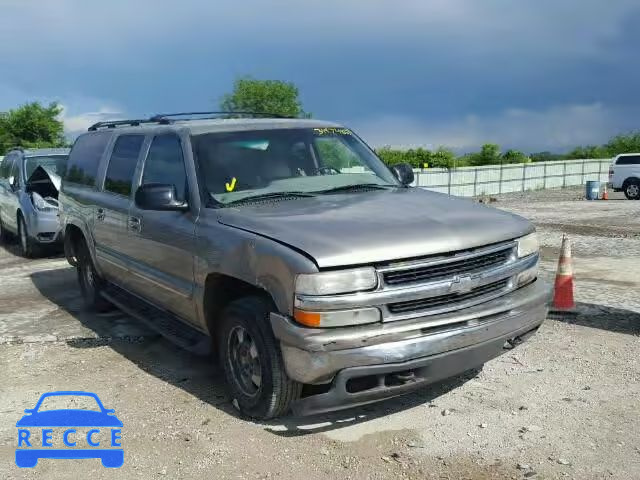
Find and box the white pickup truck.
[609,153,640,200]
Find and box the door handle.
[128,216,141,231]
[96,208,105,221]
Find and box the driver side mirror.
[391,163,414,186]
[135,184,189,211]
[8,176,17,190]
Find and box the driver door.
[122,133,198,323]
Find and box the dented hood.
[217,188,534,268]
[27,165,61,192]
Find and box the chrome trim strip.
[376,241,516,273]
[295,253,538,311]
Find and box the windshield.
[192,127,398,205]
[24,155,68,179]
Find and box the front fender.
[194,218,319,323]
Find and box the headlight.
[30,192,49,211]
[295,268,377,296]
[517,232,539,258]
[293,307,381,328]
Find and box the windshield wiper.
[222,191,316,206]
[313,183,396,194]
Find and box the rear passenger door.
[94,134,147,285]
[124,133,197,322]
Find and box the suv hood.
[26,165,61,197]
[217,188,533,268]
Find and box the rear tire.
[76,239,112,312]
[219,296,302,420]
[623,178,640,200]
[17,214,38,258]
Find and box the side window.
[0,155,14,179]
[142,135,187,201]
[616,155,640,165]
[104,135,145,196]
[9,156,20,186]
[65,132,111,187]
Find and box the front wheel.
[17,214,38,258]
[219,296,302,420]
[624,179,640,200]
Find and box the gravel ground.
[1,187,639,480]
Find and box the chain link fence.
[412,158,611,197]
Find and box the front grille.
[387,279,509,314]
[382,247,512,286]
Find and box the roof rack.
[87,111,292,132]
[87,119,157,131]
[149,111,291,122]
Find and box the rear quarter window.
[615,155,640,165]
[65,132,112,187]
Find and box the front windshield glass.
[192,127,398,205]
[25,155,68,179]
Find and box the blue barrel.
[585,180,600,200]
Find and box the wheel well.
[64,224,85,264]
[203,273,275,340]
[623,177,640,187]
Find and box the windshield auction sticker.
[15,391,123,468]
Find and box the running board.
[101,283,211,356]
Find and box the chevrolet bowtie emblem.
[449,275,474,294]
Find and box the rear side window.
[616,155,640,165]
[104,135,145,196]
[65,132,111,186]
[142,134,187,202]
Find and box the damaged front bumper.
[270,279,551,416]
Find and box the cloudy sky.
[1,0,638,152]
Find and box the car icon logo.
[15,391,123,468]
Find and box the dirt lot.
[1,187,639,479]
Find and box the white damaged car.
[0,148,69,257]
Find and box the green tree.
[220,77,310,118]
[501,149,530,164]
[0,102,66,154]
[467,143,501,166]
[604,131,640,155]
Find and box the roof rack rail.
[87,111,293,132]
[149,111,291,122]
[87,119,157,131]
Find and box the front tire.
[17,214,38,258]
[623,179,640,200]
[219,296,302,420]
[76,240,112,312]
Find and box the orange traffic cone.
[552,234,575,311]
[602,184,609,200]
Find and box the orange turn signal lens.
[293,308,321,327]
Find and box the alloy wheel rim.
[628,184,639,198]
[228,325,262,397]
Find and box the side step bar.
[101,283,211,356]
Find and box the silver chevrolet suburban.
[60,112,550,419]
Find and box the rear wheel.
[76,239,112,312]
[219,296,302,419]
[623,179,640,200]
